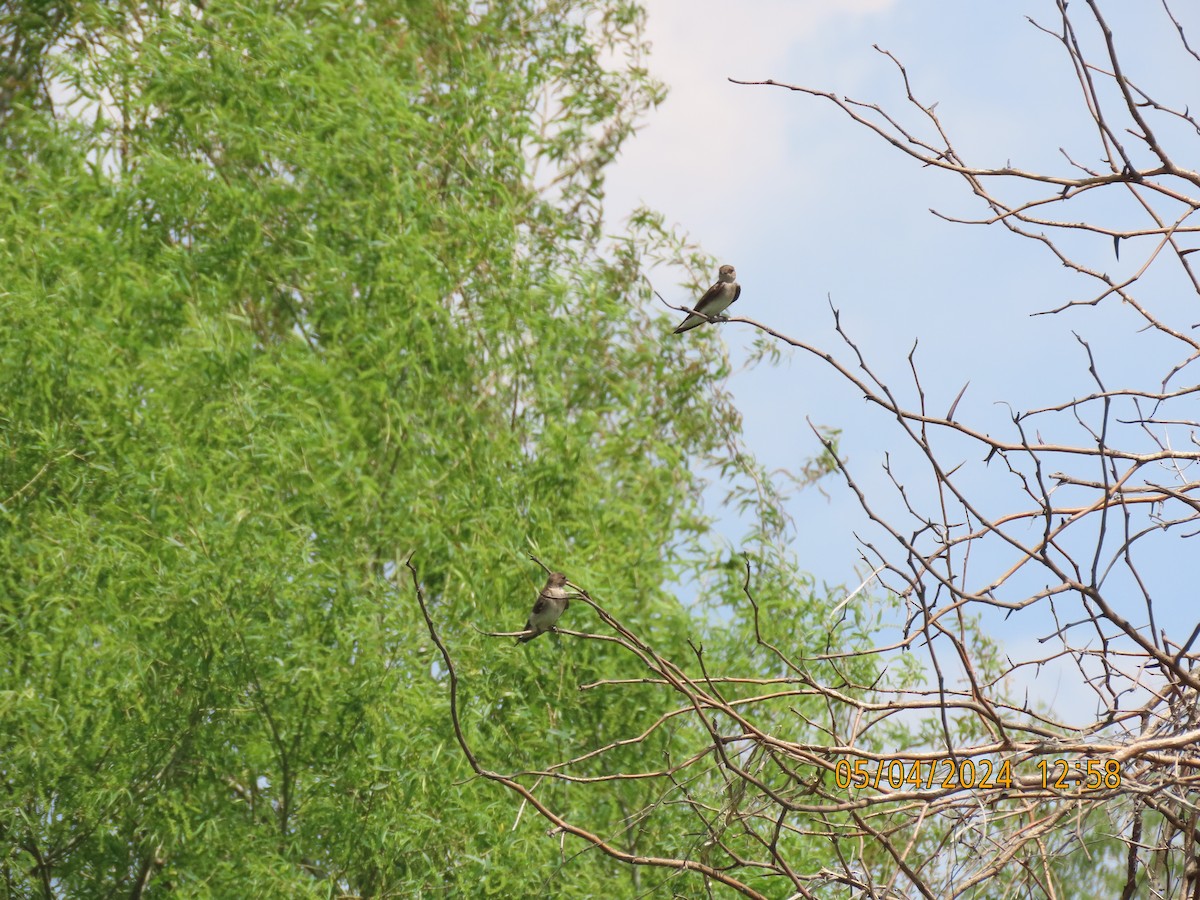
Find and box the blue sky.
[606,1,1200,718]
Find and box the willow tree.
[0,1,831,896]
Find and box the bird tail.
[673,315,703,334]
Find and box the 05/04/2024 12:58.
[834,757,1124,792]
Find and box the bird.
[516,572,570,643]
[672,264,741,334]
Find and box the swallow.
[516,572,570,643]
[673,264,740,334]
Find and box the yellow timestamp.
[834,757,1122,791]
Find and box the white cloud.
[607,0,897,246]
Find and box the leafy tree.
[0,1,836,897]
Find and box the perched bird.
[672,264,741,334]
[516,572,570,643]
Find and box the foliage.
[0,1,836,896]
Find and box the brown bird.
[516,572,570,643]
[672,264,741,334]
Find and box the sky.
[605,0,1200,721]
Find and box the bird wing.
[692,279,725,315]
[673,280,723,333]
[530,592,551,617]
